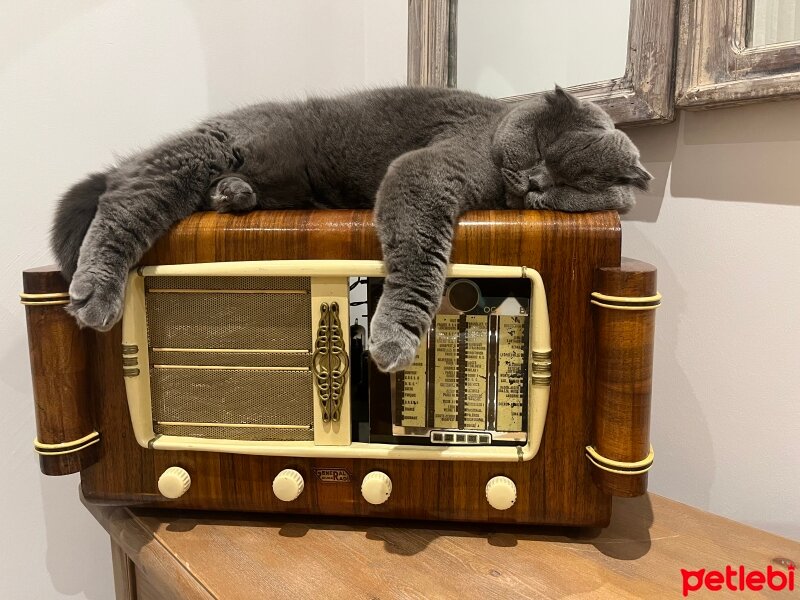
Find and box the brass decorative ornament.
[312,302,349,422]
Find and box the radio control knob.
[485,475,517,511]
[158,466,191,499]
[272,469,304,502]
[361,471,392,505]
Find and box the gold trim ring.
[19,292,69,306]
[19,292,70,306]
[34,431,100,456]
[590,291,661,311]
[585,445,654,475]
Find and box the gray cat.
[52,86,650,372]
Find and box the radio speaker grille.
[151,368,314,441]
[153,423,312,442]
[145,275,310,292]
[145,276,312,350]
[150,350,311,369]
[143,275,315,443]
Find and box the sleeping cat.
[52,86,650,372]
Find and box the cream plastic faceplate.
[121,260,551,462]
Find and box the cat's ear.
[545,85,582,112]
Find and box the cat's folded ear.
[545,85,582,111]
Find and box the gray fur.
[52,86,650,372]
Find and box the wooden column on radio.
[22,267,99,476]
[589,259,659,497]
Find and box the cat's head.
[545,129,652,193]
[540,87,652,192]
[493,86,652,194]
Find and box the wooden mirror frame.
[408,0,679,126]
[676,0,800,109]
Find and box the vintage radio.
[22,210,658,525]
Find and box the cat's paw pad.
[211,177,257,213]
[66,269,125,331]
[368,312,421,373]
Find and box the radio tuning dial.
[485,476,517,511]
[361,471,392,505]
[272,469,305,502]
[158,466,191,499]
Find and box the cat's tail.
[50,172,108,280]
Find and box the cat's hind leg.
[209,176,257,213]
[370,144,468,372]
[68,130,240,330]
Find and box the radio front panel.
[121,260,551,463]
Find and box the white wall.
[0,2,406,598]
[624,103,800,540]
[3,2,798,598]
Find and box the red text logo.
[681,565,795,596]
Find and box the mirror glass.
[455,0,631,98]
[747,0,800,47]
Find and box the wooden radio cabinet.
[22,210,658,526]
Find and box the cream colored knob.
[361,471,392,505]
[485,475,517,511]
[158,466,191,499]
[272,469,305,502]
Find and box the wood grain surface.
[22,267,98,475]
[591,260,658,497]
[85,493,800,600]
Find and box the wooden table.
[85,494,798,599]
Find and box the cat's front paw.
[524,190,548,210]
[210,176,257,213]
[368,308,422,373]
[66,269,125,331]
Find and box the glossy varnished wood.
[591,259,658,497]
[23,266,98,475]
[86,493,800,600]
[28,209,632,525]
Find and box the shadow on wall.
[614,99,800,524]
[672,101,800,206]
[626,99,800,216]
[620,119,680,222]
[618,215,717,511]
[616,110,725,512]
